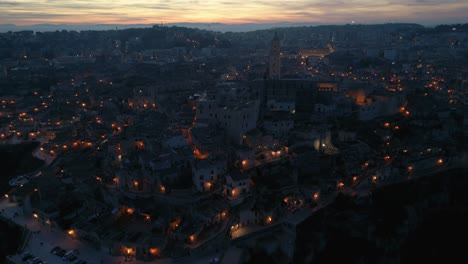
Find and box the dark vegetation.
[294,168,468,263]
[0,141,44,194]
[0,219,23,263]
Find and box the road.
[0,198,220,264]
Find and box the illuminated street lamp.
[149,248,159,256]
[124,248,133,261]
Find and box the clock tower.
[269,32,281,79]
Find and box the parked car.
[22,253,33,261]
[62,250,74,261]
[67,255,77,262]
[32,258,43,264]
[27,257,40,264]
[50,246,61,254]
[57,249,67,257]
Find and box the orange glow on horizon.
[3,1,467,27]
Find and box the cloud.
[123,3,191,11]
[0,1,23,6]
[388,0,462,5]
[0,0,467,25]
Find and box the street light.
[149,248,159,256]
[124,248,132,261]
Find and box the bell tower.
[269,32,281,79]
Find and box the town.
[0,23,468,264]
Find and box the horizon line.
[4,21,466,26]
[1,21,466,34]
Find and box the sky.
[0,0,467,26]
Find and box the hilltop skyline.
[1,0,467,27]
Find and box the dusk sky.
[1,0,467,26]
